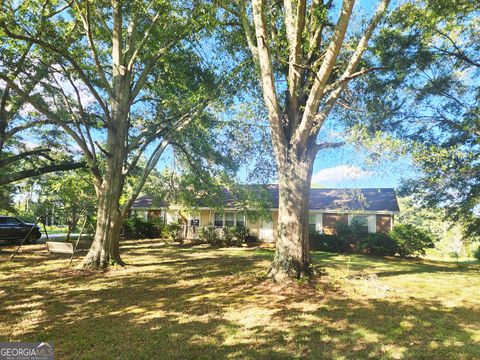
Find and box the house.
[130,186,400,241]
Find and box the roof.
[132,196,168,209]
[132,186,399,212]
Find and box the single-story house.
[130,186,399,242]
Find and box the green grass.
[43,226,72,234]
[1,240,479,359]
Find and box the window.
[350,215,369,233]
[236,213,245,228]
[308,214,317,233]
[6,217,21,225]
[214,212,223,227]
[213,212,246,227]
[225,212,235,227]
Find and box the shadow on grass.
[0,240,479,359]
[312,250,480,277]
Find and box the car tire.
[26,233,37,244]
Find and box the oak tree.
[219,0,391,280]
[0,0,224,269]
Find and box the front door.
[260,219,274,242]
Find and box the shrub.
[334,222,357,251]
[162,223,181,241]
[474,245,480,261]
[388,224,436,257]
[234,226,249,244]
[310,223,436,257]
[199,227,220,246]
[310,232,349,253]
[218,226,249,246]
[359,233,397,256]
[123,217,162,239]
[245,234,258,243]
[223,227,236,246]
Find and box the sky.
[11,0,414,194]
[310,145,410,189]
[156,137,411,190]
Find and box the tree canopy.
[0,0,245,268]
[347,0,480,240]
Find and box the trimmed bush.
[123,217,163,239]
[359,233,397,256]
[199,227,220,246]
[310,223,436,257]
[234,226,249,243]
[204,226,250,247]
[388,224,436,257]
[245,234,258,243]
[223,227,236,246]
[123,217,181,240]
[310,233,349,253]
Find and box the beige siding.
[200,210,211,226]
[272,211,279,241]
[247,218,260,238]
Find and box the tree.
[36,170,97,241]
[218,0,391,280]
[348,1,480,241]
[0,0,226,269]
[0,36,85,186]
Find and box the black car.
[0,216,42,243]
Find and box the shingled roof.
[133,186,399,212]
[132,196,168,209]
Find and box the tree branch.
[0,161,86,186]
[0,21,111,122]
[0,73,100,178]
[293,0,355,149]
[121,138,169,219]
[251,0,287,164]
[313,141,346,153]
[284,0,306,125]
[310,0,391,137]
[0,148,52,168]
[75,0,112,95]
[129,38,180,104]
[126,11,162,72]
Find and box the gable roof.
[132,186,399,212]
[132,196,168,209]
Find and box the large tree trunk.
[81,0,129,270]
[81,167,125,269]
[268,150,315,280]
[81,120,128,270]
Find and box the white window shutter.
[316,213,323,233]
[368,215,377,233]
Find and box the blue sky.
[156,139,411,189]
[310,145,410,189]
[21,0,410,192]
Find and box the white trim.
[308,211,324,233]
[212,210,246,228]
[316,213,323,233]
[260,218,274,241]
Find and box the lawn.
[0,239,479,359]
